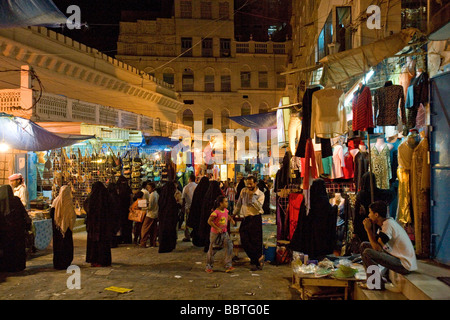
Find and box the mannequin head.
[406,129,420,148]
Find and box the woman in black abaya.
[290,179,337,260]
[199,180,224,252]
[187,177,210,247]
[0,185,31,272]
[51,185,77,270]
[84,181,113,267]
[158,181,181,253]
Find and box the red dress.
[352,85,374,131]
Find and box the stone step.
[354,260,450,300]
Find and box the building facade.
[116,0,292,134]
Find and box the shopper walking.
[158,181,182,253]
[181,174,197,242]
[199,180,224,252]
[84,181,113,267]
[0,185,32,272]
[106,182,121,248]
[233,176,265,271]
[51,185,77,270]
[131,191,145,245]
[205,195,235,273]
[225,182,236,215]
[140,182,159,248]
[188,176,210,247]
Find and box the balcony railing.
[235,40,289,54]
[0,90,192,137]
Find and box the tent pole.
[367,131,374,203]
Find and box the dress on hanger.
[343,150,354,179]
[411,134,431,257]
[374,85,406,126]
[353,151,369,192]
[371,144,391,189]
[352,85,374,132]
[331,144,344,179]
[397,140,415,225]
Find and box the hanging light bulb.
[0,141,9,152]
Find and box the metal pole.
[367,132,374,203]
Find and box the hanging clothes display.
[373,84,406,127]
[352,84,374,132]
[405,71,429,131]
[288,192,303,241]
[353,148,369,191]
[343,149,354,179]
[310,88,347,139]
[370,141,392,190]
[288,112,302,155]
[396,133,418,225]
[295,85,323,158]
[411,132,431,258]
[330,143,344,179]
[289,179,337,260]
[399,57,416,98]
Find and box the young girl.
[205,195,235,273]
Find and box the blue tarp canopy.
[0,0,68,28]
[141,136,182,152]
[228,111,277,129]
[0,113,94,151]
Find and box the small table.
[292,273,362,300]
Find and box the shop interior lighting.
[0,140,9,152]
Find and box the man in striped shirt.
[233,176,265,271]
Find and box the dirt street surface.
[0,222,299,302]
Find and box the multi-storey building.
[116,0,291,134]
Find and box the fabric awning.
[142,136,181,152]
[0,113,94,151]
[0,0,68,28]
[319,28,419,87]
[229,111,277,129]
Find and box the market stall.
[273,28,433,298]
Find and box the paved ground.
[0,217,299,301]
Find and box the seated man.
[360,200,417,289]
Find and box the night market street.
[0,218,298,300]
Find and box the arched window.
[204,67,215,92]
[221,69,231,92]
[162,67,175,85]
[241,102,251,116]
[259,102,269,113]
[182,109,194,127]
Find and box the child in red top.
[205,195,235,273]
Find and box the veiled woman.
[290,179,337,260]
[199,180,224,252]
[158,181,181,253]
[84,182,113,267]
[187,176,210,247]
[0,185,32,272]
[51,185,77,270]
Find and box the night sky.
[50,0,172,54]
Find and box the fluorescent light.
[0,142,9,152]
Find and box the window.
[200,2,212,19]
[220,38,231,57]
[241,102,251,116]
[219,2,229,19]
[258,71,268,88]
[276,74,286,89]
[182,109,194,127]
[317,12,333,60]
[259,103,269,114]
[240,71,251,88]
[204,109,213,129]
[202,38,213,57]
[182,69,194,91]
[204,75,215,92]
[181,37,192,57]
[163,73,174,85]
[221,75,231,92]
[336,6,352,52]
[180,0,192,18]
